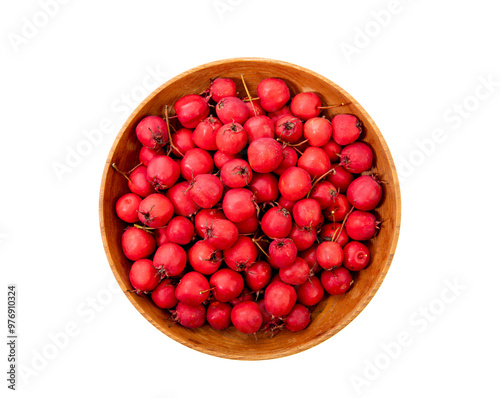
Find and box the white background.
[1,0,499,396]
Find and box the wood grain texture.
[99,58,401,360]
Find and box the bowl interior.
[99,58,401,360]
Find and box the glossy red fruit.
[277,197,296,213]
[175,271,210,306]
[171,128,195,157]
[244,115,274,142]
[332,114,362,145]
[345,211,379,241]
[180,148,214,180]
[261,206,293,239]
[303,117,332,147]
[206,301,232,330]
[210,268,245,302]
[116,193,141,223]
[320,223,349,247]
[284,304,311,332]
[172,302,206,328]
[278,167,312,201]
[192,116,222,151]
[244,261,272,291]
[210,78,237,102]
[298,243,318,270]
[190,174,224,209]
[231,301,263,334]
[135,115,168,149]
[347,175,383,211]
[216,96,250,125]
[216,122,247,155]
[188,240,222,275]
[220,159,253,188]
[138,193,174,228]
[222,188,256,222]
[321,139,342,162]
[268,105,292,123]
[275,115,303,144]
[257,78,290,112]
[264,281,297,317]
[273,146,298,175]
[174,94,210,129]
[248,173,279,203]
[165,216,195,245]
[129,259,161,293]
[309,181,337,210]
[233,212,259,234]
[343,241,370,271]
[151,279,178,309]
[326,164,354,193]
[146,156,181,191]
[257,299,274,331]
[128,165,155,198]
[213,150,243,169]
[316,241,344,270]
[290,92,322,120]
[154,226,170,247]
[223,236,258,272]
[279,257,310,286]
[121,227,156,261]
[153,243,187,277]
[229,288,255,306]
[324,193,352,222]
[340,142,373,174]
[139,146,166,166]
[244,99,266,117]
[166,181,200,217]
[269,238,297,268]
[288,224,316,251]
[296,275,324,306]
[321,267,353,295]
[247,138,283,173]
[194,208,226,238]
[292,199,322,229]
[206,219,239,250]
[297,147,331,179]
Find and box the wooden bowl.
[99,58,401,360]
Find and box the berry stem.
[252,239,270,259]
[334,206,355,243]
[240,74,257,117]
[307,166,338,198]
[318,102,350,110]
[133,224,156,234]
[277,138,309,147]
[128,162,142,174]
[199,287,216,295]
[111,163,131,182]
[164,105,183,157]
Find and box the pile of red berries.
[115,76,383,335]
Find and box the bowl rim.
[99,57,401,360]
